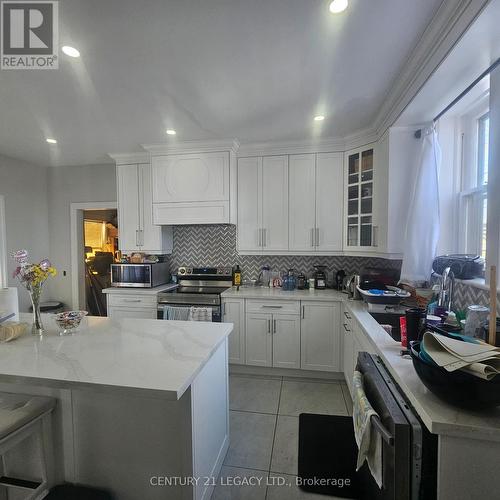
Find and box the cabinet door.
[300,302,340,372]
[223,299,245,365]
[107,306,157,320]
[152,152,229,203]
[316,153,343,252]
[139,164,162,252]
[245,313,272,367]
[117,164,140,252]
[289,154,316,252]
[343,323,354,396]
[273,314,301,369]
[262,156,289,252]
[237,157,262,252]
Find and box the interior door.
[273,314,300,369]
[316,153,344,252]
[245,313,272,367]
[262,156,289,251]
[117,164,140,252]
[288,154,316,252]
[237,157,262,252]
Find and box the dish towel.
[352,370,383,488]
[162,306,190,321]
[189,307,212,322]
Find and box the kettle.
[345,274,361,300]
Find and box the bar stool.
[0,392,56,499]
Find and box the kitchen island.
[0,314,232,500]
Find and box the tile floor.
[211,374,353,500]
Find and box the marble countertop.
[345,301,500,441]
[0,314,232,400]
[222,286,345,301]
[102,283,178,295]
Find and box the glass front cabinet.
[344,145,376,251]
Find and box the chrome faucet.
[438,267,455,312]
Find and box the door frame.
[70,201,117,310]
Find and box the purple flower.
[12,249,28,264]
[12,266,21,278]
[39,259,51,271]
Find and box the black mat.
[298,413,361,498]
[45,484,115,500]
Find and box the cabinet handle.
[343,323,351,332]
[316,228,320,247]
[267,319,271,334]
[258,228,262,247]
[273,319,277,334]
[262,305,283,309]
[302,305,305,319]
[344,311,351,319]
[123,299,141,303]
[135,229,140,247]
[140,229,144,246]
[310,228,315,247]
[263,228,267,247]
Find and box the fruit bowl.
[54,311,88,335]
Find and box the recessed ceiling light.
[46,138,57,144]
[314,115,325,121]
[166,129,177,135]
[62,46,80,58]
[329,0,348,14]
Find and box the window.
[459,109,489,259]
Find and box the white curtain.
[400,128,441,286]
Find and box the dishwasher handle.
[371,415,394,446]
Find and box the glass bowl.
[54,311,88,335]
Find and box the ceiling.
[0,0,443,167]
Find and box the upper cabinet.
[237,156,289,253]
[289,153,343,253]
[116,162,173,254]
[344,145,377,251]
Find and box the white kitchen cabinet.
[289,153,343,253]
[344,145,377,251]
[237,156,288,253]
[272,315,301,369]
[300,301,341,372]
[152,152,230,224]
[245,313,273,367]
[106,292,158,320]
[107,306,157,320]
[222,298,245,365]
[343,321,354,395]
[116,163,173,254]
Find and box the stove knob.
[178,268,186,275]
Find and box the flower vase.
[30,285,44,335]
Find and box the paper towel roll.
[0,287,19,321]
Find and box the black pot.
[409,341,500,409]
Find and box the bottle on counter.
[233,265,242,287]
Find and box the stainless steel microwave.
[110,262,170,288]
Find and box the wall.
[47,164,116,307]
[0,154,50,311]
[170,224,402,282]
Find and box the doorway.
[70,202,117,314]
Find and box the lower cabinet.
[245,312,300,369]
[222,299,245,364]
[301,302,341,372]
[106,293,158,320]
[107,306,157,320]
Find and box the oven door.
[157,304,221,322]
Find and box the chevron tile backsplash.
[170,224,401,281]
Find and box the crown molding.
[142,139,240,155]
[373,0,490,137]
[237,137,344,157]
[108,152,150,165]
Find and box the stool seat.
[0,392,55,440]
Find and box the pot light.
[314,115,325,121]
[46,138,57,144]
[62,46,80,58]
[166,129,177,135]
[329,0,348,14]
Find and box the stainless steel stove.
[157,266,233,321]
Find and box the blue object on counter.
[282,269,297,291]
[368,289,385,295]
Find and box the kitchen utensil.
[405,308,426,343]
[313,265,328,290]
[410,341,500,408]
[464,305,489,338]
[357,285,410,305]
[258,265,271,287]
[335,270,346,291]
[282,269,297,291]
[345,274,361,299]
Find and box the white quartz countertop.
[0,314,232,400]
[345,301,500,441]
[222,286,345,301]
[102,283,178,295]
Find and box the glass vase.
[29,285,44,335]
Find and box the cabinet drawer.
[246,300,300,315]
[107,294,157,308]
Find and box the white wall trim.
[0,196,7,289]
[70,201,117,310]
[142,139,240,155]
[108,152,150,165]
